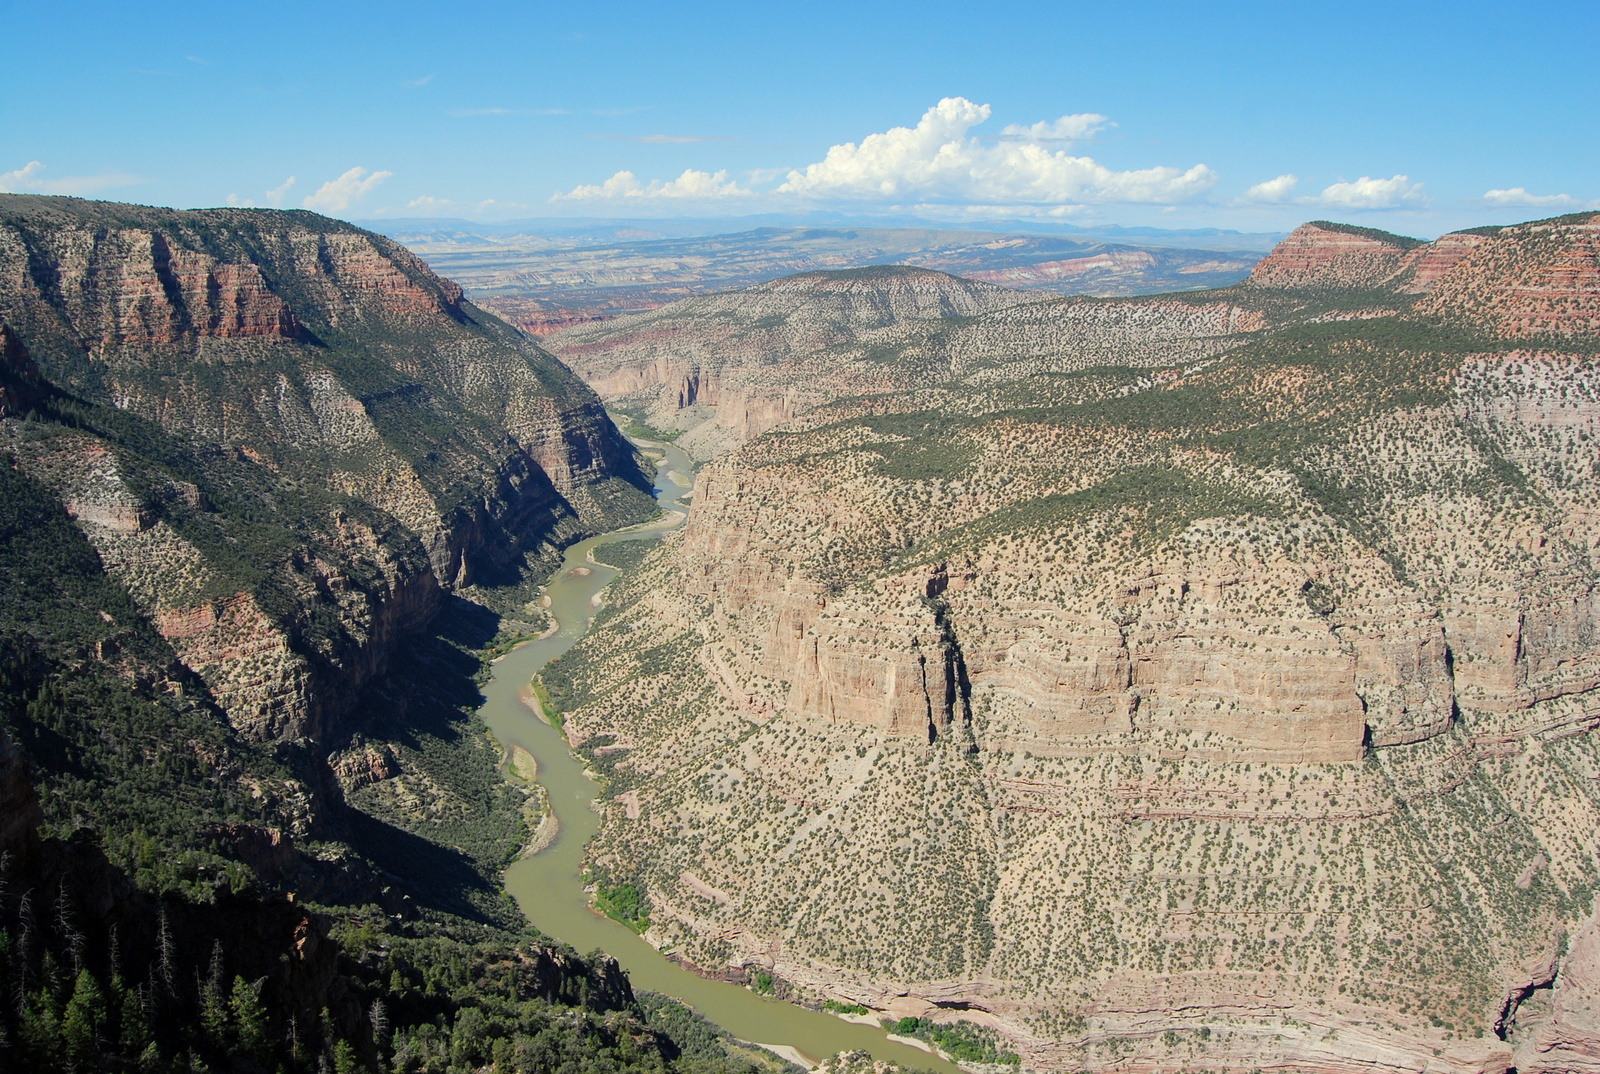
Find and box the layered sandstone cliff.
[1244,220,1429,290]
[1417,213,1600,337]
[548,267,1036,457]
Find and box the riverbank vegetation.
[885,1019,1021,1066]
[596,881,652,933]
[822,1001,871,1015]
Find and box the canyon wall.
[547,267,1273,460]
[549,213,1600,1074]
[0,194,654,748]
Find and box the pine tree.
[62,968,106,1068]
[231,975,269,1060]
[117,975,154,1064]
[19,985,63,1070]
[333,1037,360,1074]
[199,942,230,1049]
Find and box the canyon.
[538,214,1600,1074]
[0,194,716,1068]
[545,265,1267,461]
[4,192,1599,1074]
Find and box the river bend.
[480,436,959,1073]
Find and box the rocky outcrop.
[1417,213,1600,338]
[0,224,301,347]
[1246,221,1424,289]
[329,736,401,792]
[1510,912,1600,1074]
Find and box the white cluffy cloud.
[549,99,1212,210]
[0,161,44,192]
[1241,174,1299,203]
[1316,174,1429,210]
[550,168,750,202]
[1483,187,1595,210]
[1000,113,1110,142]
[266,176,297,206]
[0,160,139,196]
[227,176,298,209]
[776,98,1215,205]
[303,167,393,213]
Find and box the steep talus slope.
[542,214,1600,1074]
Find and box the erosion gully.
[481,433,961,1073]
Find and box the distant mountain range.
[362,218,1283,334]
[361,213,1286,251]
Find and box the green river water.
[480,437,960,1073]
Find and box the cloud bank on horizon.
[0,161,142,198]
[530,97,1592,224]
[549,98,1219,213]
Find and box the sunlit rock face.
[549,215,1600,1074]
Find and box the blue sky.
[2,0,1595,236]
